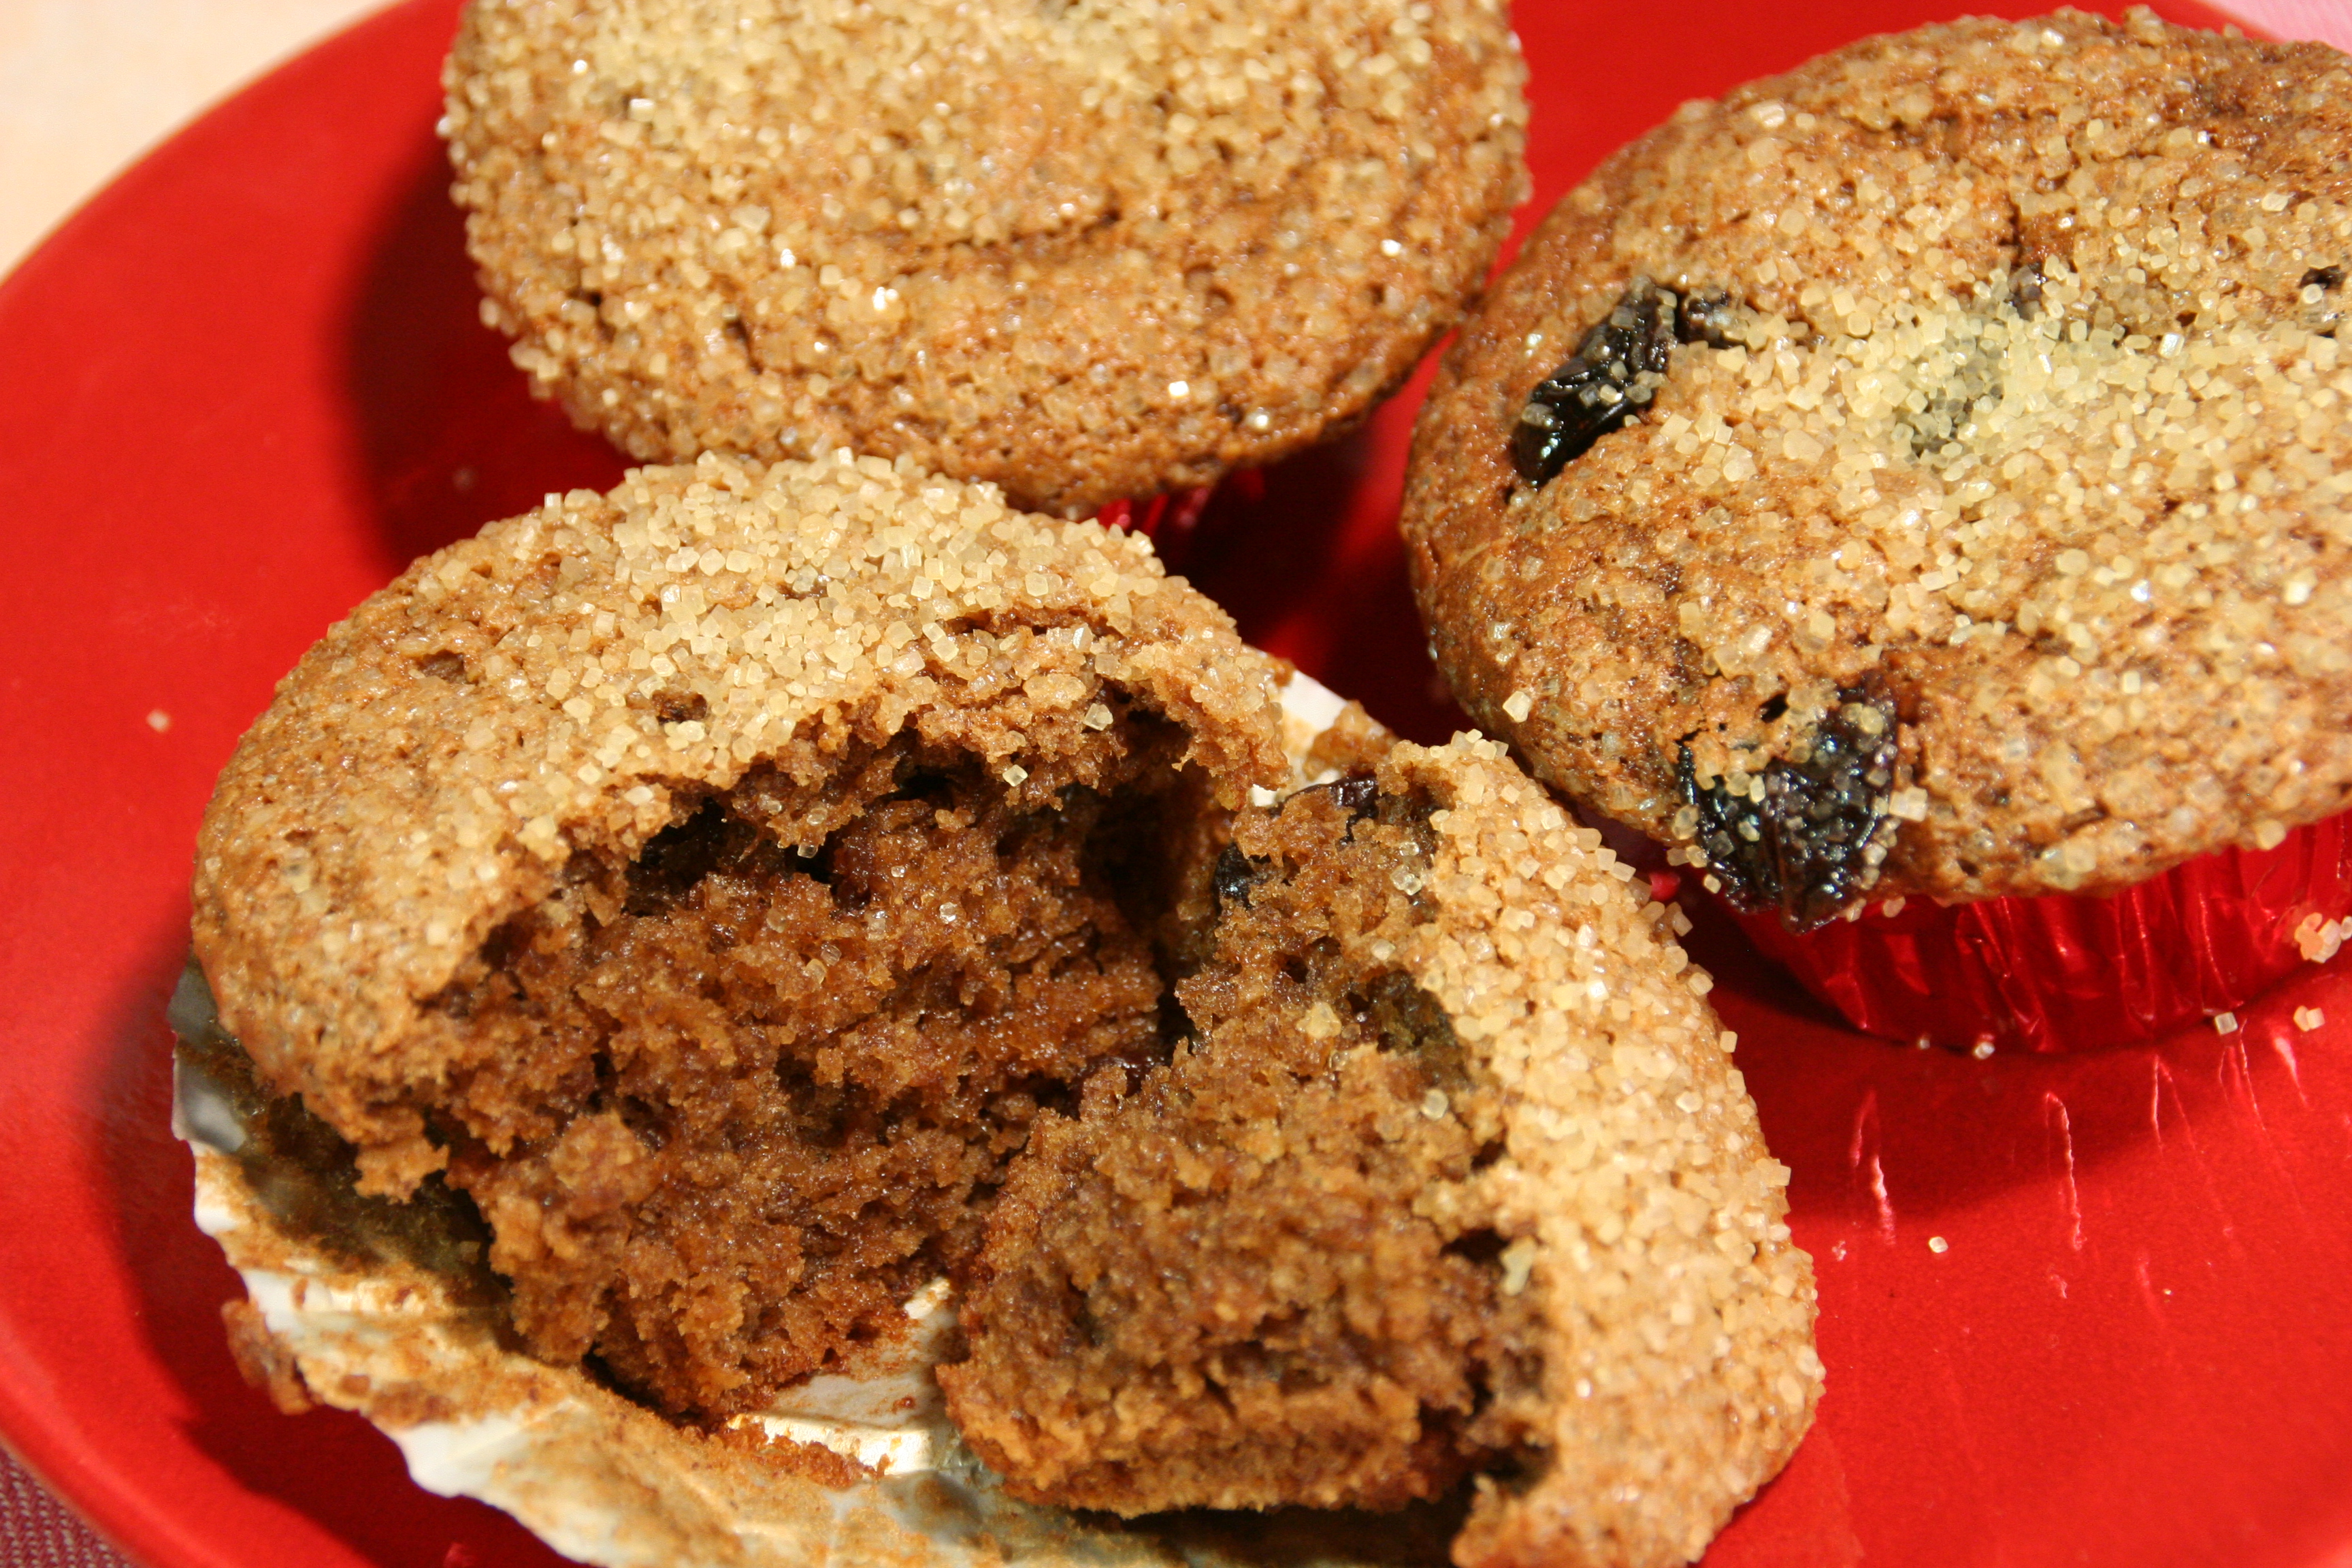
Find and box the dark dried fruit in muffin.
[1679,682,1900,930]
[1509,277,1678,483]
[1509,278,1742,485]
[1405,12,2352,921]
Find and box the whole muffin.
[444,0,1529,517]
[1403,12,2352,928]
[941,738,1821,1568]
[191,451,1298,1420]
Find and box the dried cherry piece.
[1678,683,1900,930]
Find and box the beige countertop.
[1,0,388,276]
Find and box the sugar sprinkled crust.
[1313,740,1817,1568]
[444,0,1530,517]
[945,736,1821,1568]
[193,450,1290,1198]
[1404,12,2352,914]
[1382,740,1818,1568]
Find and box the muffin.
[941,737,1821,1568]
[443,0,1530,517]
[191,450,1301,1420]
[1401,12,2352,1047]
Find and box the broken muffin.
[191,449,1296,1420]
[940,736,1821,1568]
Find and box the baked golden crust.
[944,738,1821,1568]
[1403,12,2352,915]
[444,0,1529,517]
[193,451,1288,1194]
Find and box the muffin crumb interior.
[941,779,1547,1514]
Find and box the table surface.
[3,0,2348,1565]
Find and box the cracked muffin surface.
[444,0,1529,517]
[1402,12,2352,923]
[191,451,1294,1418]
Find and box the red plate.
[3,2,2349,1566]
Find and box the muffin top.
[446,0,1529,516]
[1403,12,2352,922]
[192,451,1291,1193]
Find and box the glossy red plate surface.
[3,2,2349,1566]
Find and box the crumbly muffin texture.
[1403,12,2352,920]
[444,0,1529,517]
[941,781,1523,1516]
[943,738,1821,1568]
[191,451,1293,1417]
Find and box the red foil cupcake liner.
[1735,811,2352,1054]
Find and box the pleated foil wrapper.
[1735,811,2352,1054]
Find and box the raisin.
[2301,265,2344,292]
[1212,843,1265,911]
[1678,683,1900,930]
[1510,278,1735,487]
[1329,774,1379,819]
